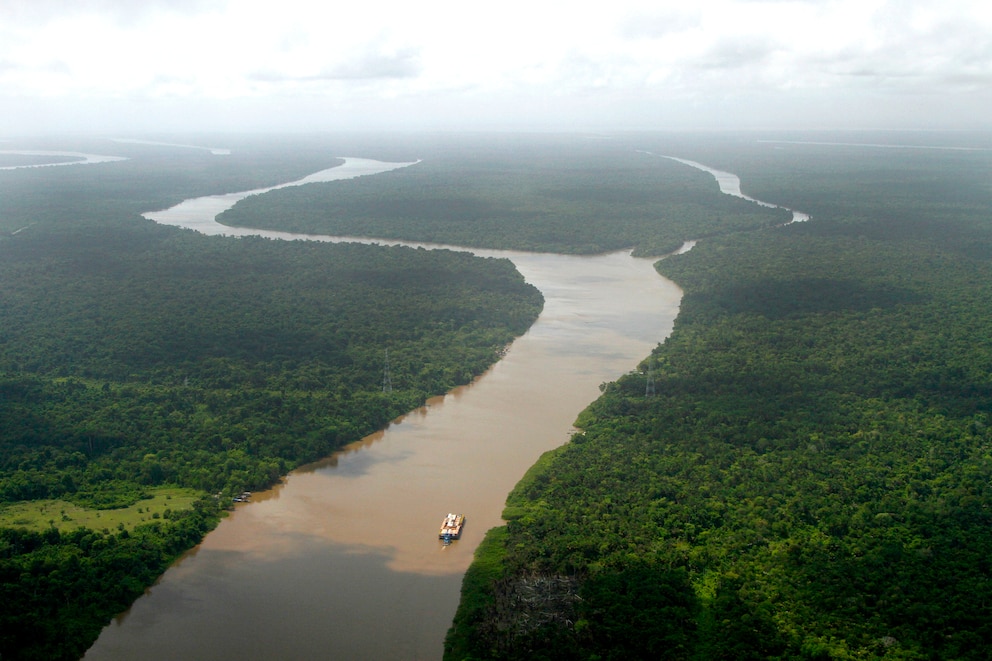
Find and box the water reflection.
[85,159,684,660]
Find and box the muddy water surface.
[83,160,684,660]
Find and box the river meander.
[82,159,686,660]
[0,150,128,170]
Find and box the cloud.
[327,48,422,80]
[697,37,780,70]
[0,0,990,133]
[0,0,221,25]
[618,8,701,38]
[252,47,422,84]
[282,48,422,81]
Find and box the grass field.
[0,487,203,532]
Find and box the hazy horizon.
[2,0,990,136]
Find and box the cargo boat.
[439,513,465,542]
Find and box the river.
[638,151,810,224]
[0,150,128,170]
[665,156,810,224]
[82,158,686,660]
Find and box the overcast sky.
[2,0,989,135]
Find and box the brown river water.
[82,158,686,660]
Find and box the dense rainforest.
[0,137,543,660]
[5,131,992,660]
[217,134,789,256]
[445,134,992,659]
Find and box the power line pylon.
[382,349,393,394]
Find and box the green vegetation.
[218,135,789,256]
[0,224,541,504]
[7,131,992,660]
[446,135,992,660]
[0,154,86,168]
[1,508,220,660]
[0,137,543,661]
[0,487,200,532]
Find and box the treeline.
[0,222,542,498]
[0,140,543,660]
[0,138,344,235]
[217,136,789,256]
[0,505,217,661]
[446,136,992,659]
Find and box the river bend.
[84,153,807,660]
[83,158,685,660]
[0,150,127,170]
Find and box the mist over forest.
[1,130,992,659]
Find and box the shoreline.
[0,150,128,170]
[87,156,686,660]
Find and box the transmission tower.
[645,369,656,397]
[382,349,393,394]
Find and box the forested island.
[3,131,992,660]
[198,132,992,657]
[211,132,992,658]
[443,133,992,659]
[217,134,789,255]
[0,136,543,660]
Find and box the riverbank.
[444,137,992,659]
[4,135,808,660]
[85,158,686,658]
[89,145,810,659]
[0,150,127,169]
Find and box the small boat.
[439,513,465,542]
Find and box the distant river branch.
[87,156,685,661]
[0,150,128,170]
[144,157,420,238]
[637,151,810,224]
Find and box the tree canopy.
[0,137,543,660]
[446,134,992,660]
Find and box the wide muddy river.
[83,158,686,660]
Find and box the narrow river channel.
[85,159,681,660]
[82,158,687,660]
[81,152,811,660]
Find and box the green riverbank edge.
[0,486,202,533]
[0,136,546,661]
[444,137,992,659]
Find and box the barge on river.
[439,513,465,542]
